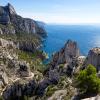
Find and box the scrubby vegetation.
[46,85,57,97]
[44,76,75,99]
[0,33,41,45]
[75,64,100,95]
[18,50,47,73]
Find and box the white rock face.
[51,40,80,66]
[48,40,80,76]
[85,47,100,71]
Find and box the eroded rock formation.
[48,40,80,76]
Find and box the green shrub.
[76,64,100,94]
[46,85,57,97]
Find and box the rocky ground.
[0,37,100,100]
[0,38,78,100]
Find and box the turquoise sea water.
[42,24,100,58]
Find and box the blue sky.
[1,0,100,24]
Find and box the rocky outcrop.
[0,3,47,37]
[48,40,80,76]
[83,47,100,71]
[36,69,59,96]
[50,40,80,66]
[3,80,37,100]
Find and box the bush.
[76,64,100,94]
[46,85,57,97]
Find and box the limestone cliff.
[83,47,100,71]
[0,3,47,37]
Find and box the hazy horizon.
[1,0,100,24]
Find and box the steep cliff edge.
[0,3,47,37]
[83,47,100,71]
[0,3,47,53]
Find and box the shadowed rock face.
[0,3,47,37]
[0,3,16,25]
[84,47,100,71]
[36,69,59,96]
[0,6,10,24]
[3,80,37,100]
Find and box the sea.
[42,24,100,59]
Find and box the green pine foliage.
[75,64,100,94]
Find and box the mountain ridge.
[0,3,47,37]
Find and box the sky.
[1,0,100,24]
